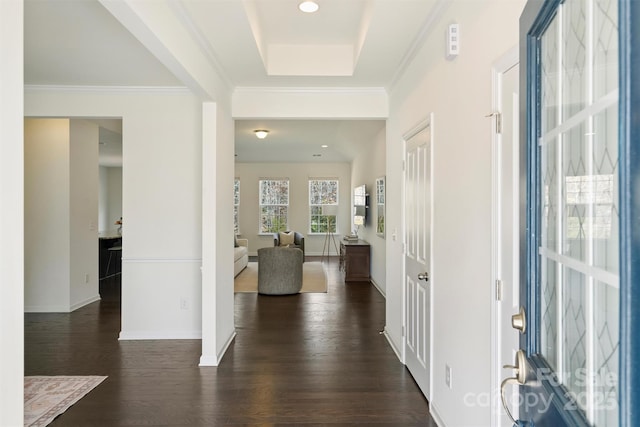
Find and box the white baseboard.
[383,326,403,362]
[370,278,385,297]
[249,252,341,257]
[430,401,447,427]
[25,294,101,313]
[24,305,72,313]
[199,330,236,367]
[198,354,219,367]
[118,330,202,340]
[70,294,101,311]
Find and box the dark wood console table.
[340,239,370,282]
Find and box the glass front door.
[512,0,639,425]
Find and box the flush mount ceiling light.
[299,1,319,13]
[321,144,328,148]
[254,129,269,139]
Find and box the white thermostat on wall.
[446,23,460,59]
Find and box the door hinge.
[496,279,503,301]
[402,326,405,337]
[402,160,406,171]
[485,111,502,134]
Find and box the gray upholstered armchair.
[257,247,303,295]
[273,231,305,261]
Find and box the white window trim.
[258,178,289,234]
[308,178,339,235]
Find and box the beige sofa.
[234,238,248,277]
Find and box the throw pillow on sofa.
[279,231,295,246]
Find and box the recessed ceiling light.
[254,129,269,139]
[299,1,319,13]
[321,144,328,148]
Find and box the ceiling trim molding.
[170,1,234,90]
[388,0,450,92]
[24,85,191,95]
[234,86,388,95]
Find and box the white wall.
[24,119,101,312]
[24,119,72,311]
[0,1,24,423]
[108,167,123,230]
[99,166,123,233]
[99,166,108,231]
[69,120,100,310]
[25,88,207,339]
[386,1,525,425]
[234,162,352,256]
[350,126,386,294]
[201,102,236,365]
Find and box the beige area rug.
[235,261,327,293]
[24,376,107,427]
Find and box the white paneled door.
[404,118,432,399]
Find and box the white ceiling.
[235,119,385,163]
[24,0,441,163]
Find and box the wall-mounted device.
[446,23,460,60]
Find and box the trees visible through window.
[259,179,289,233]
[234,178,240,234]
[309,179,338,233]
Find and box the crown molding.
[171,0,234,91]
[388,0,450,92]
[24,85,191,95]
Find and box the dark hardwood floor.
[25,257,436,426]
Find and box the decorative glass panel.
[541,15,558,134]
[592,107,619,274]
[536,0,619,424]
[562,123,588,263]
[542,138,558,250]
[541,259,558,370]
[593,0,618,100]
[562,0,587,120]
[562,267,587,404]
[594,280,619,427]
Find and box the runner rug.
[234,261,327,293]
[24,376,107,427]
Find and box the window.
[233,178,240,234]
[259,179,289,233]
[309,179,338,233]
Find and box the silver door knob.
[417,272,429,281]
[511,306,527,333]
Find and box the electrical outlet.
[445,364,452,389]
[180,298,188,310]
